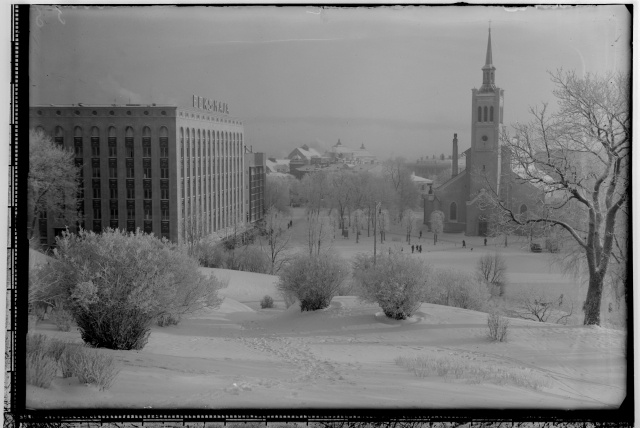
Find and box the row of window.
[86,185,166,200]
[75,142,169,158]
[90,206,170,221]
[36,109,169,117]
[85,161,169,179]
[477,106,495,123]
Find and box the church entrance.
[478,220,488,237]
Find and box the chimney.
[452,133,459,177]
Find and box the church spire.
[479,26,496,93]
[485,27,493,66]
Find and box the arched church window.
[449,202,458,221]
[490,106,494,122]
[477,106,481,122]
[483,106,488,122]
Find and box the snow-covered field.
[27,209,627,408]
[28,266,626,409]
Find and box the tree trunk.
[583,271,604,325]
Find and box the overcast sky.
[29,5,630,160]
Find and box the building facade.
[424,29,540,236]
[30,96,262,245]
[245,151,266,223]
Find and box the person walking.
[419,230,422,240]
[462,240,466,248]
[411,245,415,253]
[484,237,487,246]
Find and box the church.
[423,28,541,236]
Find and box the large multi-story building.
[30,95,265,246]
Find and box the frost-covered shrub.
[70,347,120,391]
[26,333,48,356]
[156,312,181,327]
[26,349,57,388]
[235,246,271,274]
[353,253,431,320]
[476,252,508,296]
[278,254,348,311]
[26,334,58,389]
[50,229,224,350]
[260,295,274,309]
[487,310,509,342]
[429,269,490,311]
[59,344,82,378]
[193,241,227,268]
[49,305,74,332]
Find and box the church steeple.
[479,27,496,93]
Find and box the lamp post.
[373,201,381,265]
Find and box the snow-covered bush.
[260,295,274,309]
[70,347,120,391]
[26,334,61,388]
[49,305,73,331]
[429,269,490,311]
[49,229,224,350]
[194,241,227,268]
[277,254,348,311]
[487,310,509,342]
[353,253,431,320]
[235,246,271,273]
[26,348,57,388]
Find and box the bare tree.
[377,208,390,243]
[300,170,330,215]
[402,209,418,244]
[513,290,574,325]
[306,210,334,256]
[481,71,629,326]
[182,214,206,257]
[383,157,420,219]
[350,209,366,243]
[430,210,444,245]
[28,129,80,241]
[476,252,507,296]
[327,171,353,230]
[259,207,293,275]
[265,174,292,215]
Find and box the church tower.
[469,27,505,197]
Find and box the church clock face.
[481,135,488,142]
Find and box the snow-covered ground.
[27,208,627,408]
[28,267,626,409]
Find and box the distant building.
[352,143,377,164]
[424,29,540,236]
[286,144,323,164]
[325,139,377,164]
[410,172,433,197]
[266,158,290,174]
[30,96,258,245]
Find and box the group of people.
[411,244,423,253]
[286,220,293,229]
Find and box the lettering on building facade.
[193,95,229,114]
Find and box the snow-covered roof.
[297,147,322,159]
[410,172,433,184]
